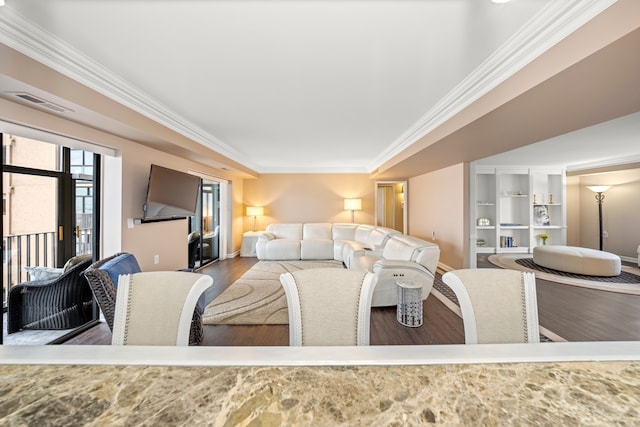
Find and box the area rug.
[202,260,344,325]
[488,254,640,295]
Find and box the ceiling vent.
[7,91,74,113]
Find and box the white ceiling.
[1,0,638,175]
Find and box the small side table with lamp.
[241,206,264,257]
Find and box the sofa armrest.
[372,259,435,279]
[258,232,275,241]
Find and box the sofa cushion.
[368,227,399,250]
[266,223,303,240]
[303,223,332,240]
[350,255,378,273]
[354,225,374,247]
[260,240,301,260]
[382,235,430,261]
[301,240,334,260]
[332,223,358,241]
[414,245,440,274]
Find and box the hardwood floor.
[477,255,640,342]
[536,279,640,341]
[64,255,640,345]
[65,256,465,346]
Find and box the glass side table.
[396,280,423,327]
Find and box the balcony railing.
[2,228,92,307]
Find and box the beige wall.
[242,174,375,230]
[409,163,468,269]
[1,98,245,271]
[565,175,581,247]
[5,101,636,272]
[570,169,640,259]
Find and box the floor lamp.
[587,186,610,251]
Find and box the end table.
[396,280,423,327]
[240,231,261,257]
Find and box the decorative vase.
[541,237,547,245]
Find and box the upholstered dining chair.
[112,271,213,346]
[280,268,376,346]
[83,252,207,345]
[441,268,540,344]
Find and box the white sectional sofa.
[256,223,440,307]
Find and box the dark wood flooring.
[64,255,640,346]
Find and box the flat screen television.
[142,164,201,221]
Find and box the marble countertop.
[0,360,638,426]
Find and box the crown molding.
[1,1,618,175]
[368,0,619,173]
[566,154,640,174]
[257,163,371,174]
[0,6,257,171]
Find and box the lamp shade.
[344,198,362,211]
[246,206,264,217]
[587,186,611,193]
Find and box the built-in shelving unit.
[469,165,567,267]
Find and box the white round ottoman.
[532,245,621,277]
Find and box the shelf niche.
[470,165,567,267]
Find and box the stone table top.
[1,361,638,426]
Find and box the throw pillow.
[24,266,64,281]
[62,254,93,272]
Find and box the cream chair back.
[112,271,213,346]
[442,269,539,344]
[280,268,376,346]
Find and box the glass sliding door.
[189,178,221,269]
[2,171,59,303]
[2,133,101,344]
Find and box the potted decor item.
[539,233,549,245]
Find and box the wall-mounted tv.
[142,164,201,221]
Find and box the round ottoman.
[532,245,621,277]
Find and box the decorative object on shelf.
[587,186,611,251]
[549,194,553,204]
[539,233,549,245]
[533,194,537,204]
[534,205,550,226]
[500,236,517,248]
[344,198,362,223]
[246,206,264,232]
[477,217,491,226]
[476,239,487,247]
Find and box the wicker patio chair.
[8,257,94,334]
[83,252,205,345]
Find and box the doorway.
[189,178,221,269]
[2,133,100,344]
[375,180,407,234]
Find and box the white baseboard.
[620,255,638,265]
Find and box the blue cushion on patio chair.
[96,253,205,313]
[99,253,142,286]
